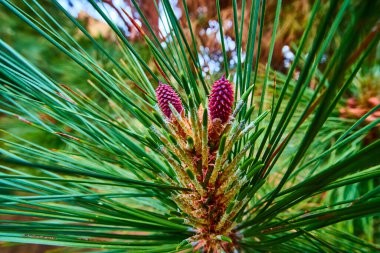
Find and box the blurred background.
[0,0,379,252]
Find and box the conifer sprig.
[0,0,379,252]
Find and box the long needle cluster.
[155,77,264,252]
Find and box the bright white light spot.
[282,45,295,68]
[197,6,208,15]
[159,0,182,38]
[284,59,291,68]
[282,45,290,54]
[225,20,233,30]
[57,0,131,33]
[321,54,327,64]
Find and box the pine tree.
[0,0,379,252]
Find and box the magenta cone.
[156,83,183,118]
[209,76,234,123]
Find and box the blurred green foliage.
[0,0,151,146]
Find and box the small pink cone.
[209,76,234,124]
[155,83,183,118]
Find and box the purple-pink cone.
[156,83,184,118]
[209,76,234,124]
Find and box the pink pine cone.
[209,76,234,124]
[155,83,184,118]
